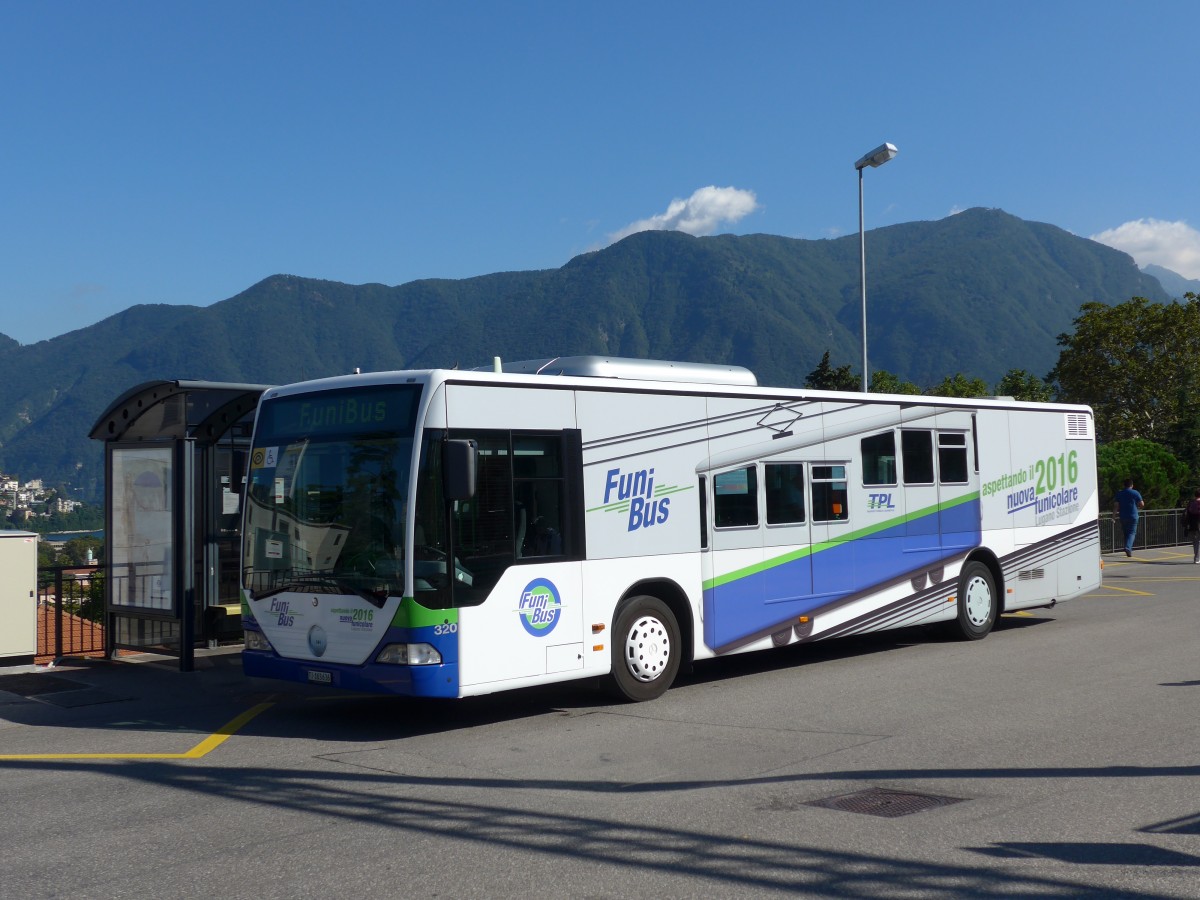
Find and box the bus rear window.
[939,433,969,484]
[765,463,805,525]
[811,465,848,522]
[862,431,897,486]
[714,467,758,528]
[902,430,934,485]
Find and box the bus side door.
[806,462,855,602]
[900,429,943,574]
[935,428,980,559]
[761,460,815,626]
[703,464,765,651]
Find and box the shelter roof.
[88,380,271,444]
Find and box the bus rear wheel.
[953,561,997,640]
[609,596,681,702]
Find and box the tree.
[1164,361,1200,483]
[1096,438,1190,510]
[80,571,105,622]
[805,351,860,391]
[994,369,1053,402]
[926,373,989,398]
[869,370,921,395]
[24,501,104,534]
[1049,294,1200,445]
[61,537,103,566]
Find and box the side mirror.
[442,439,478,500]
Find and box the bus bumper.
[242,649,461,698]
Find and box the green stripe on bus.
[391,597,460,628]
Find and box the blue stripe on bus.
[703,499,982,651]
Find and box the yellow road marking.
[1116,578,1200,583]
[1095,584,1153,596]
[0,702,273,761]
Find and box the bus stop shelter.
[89,380,270,670]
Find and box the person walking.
[1114,478,1145,557]
[1185,489,1200,563]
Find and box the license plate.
[307,670,332,684]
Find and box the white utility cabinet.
[0,531,38,666]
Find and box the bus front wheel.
[609,596,681,702]
[953,561,997,640]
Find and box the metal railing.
[1099,509,1192,555]
[36,564,105,663]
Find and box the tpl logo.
[867,492,896,511]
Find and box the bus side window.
[714,466,758,528]
[512,434,566,559]
[765,462,805,524]
[938,433,969,484]
[901,430,934,485]
[811,465,848,522]
[699,475,708,549]
[465,433,515,565]
[862,431,897,486]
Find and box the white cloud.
[607,186,759,244]
[1090,218,1200,280]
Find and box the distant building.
[2,473,80,525]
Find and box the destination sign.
[257,384,420,439]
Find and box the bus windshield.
[242,384,421,606]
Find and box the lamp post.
[855,142,898,392]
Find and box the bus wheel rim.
[624,615,671,683]
[964,576,992,626]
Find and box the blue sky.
[3,1,1198,345]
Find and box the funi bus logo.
[602,466,672,531]
[517,578,562,637]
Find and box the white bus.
[240,356,1101,701]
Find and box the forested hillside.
[0,208,1169,499]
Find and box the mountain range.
[1142,263,1200,299]
[0,207,1172,502]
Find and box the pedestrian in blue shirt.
[1113,478,1145,557]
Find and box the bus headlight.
[244,630,273,652]
[376,643,442,666]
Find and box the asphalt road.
[2,548,1198,899]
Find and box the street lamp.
[855,142,898,392]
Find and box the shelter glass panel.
[110,445,175,612]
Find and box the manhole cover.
[0,673,84,698]
[805,787,965,818]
